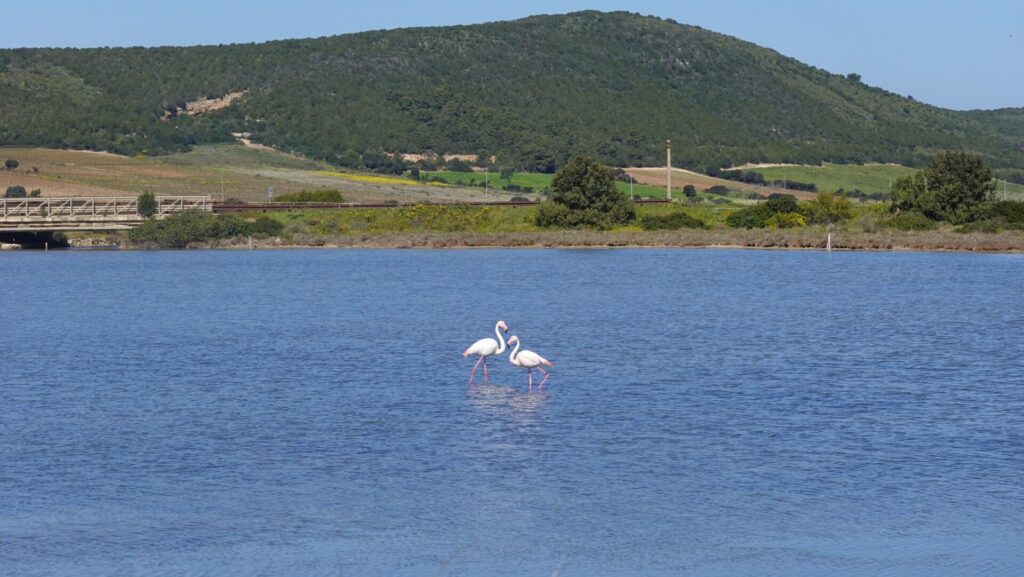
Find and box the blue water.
[1,249,1023,577]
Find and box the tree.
[500,167,514,181]
[4,159,18,170]
[891,151,995,223]
[846,73,862,83]
[800,192,852,224]
[535,156,635,229]
[5,185,28,198]
[137,191,158,218]
[683,184,697,200]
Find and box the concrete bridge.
[0,196,212,232]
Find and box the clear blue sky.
[4,0,1020,110]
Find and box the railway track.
[213,199,670,213]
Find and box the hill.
[2,11,1022,171]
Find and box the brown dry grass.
[626,167,815,199]
[0,146,506,204]
[150,229,1024,252]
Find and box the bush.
[640,210,705,230]
[128,210,256,248]
[765,212,807,229]
[988,200,1024,224]
[766,194,799,213]
[888,211,938,231]
[137,191,158,217]
[274,190,344,203]
[683,184,697,200]
[29,189,41,197]
[446,159,473,172]
[706,185,730,195]
[800,192,854,224]
[4,159,18,170]
[725,203,774,228]
[4,185,27,198]
[250,215,284,236]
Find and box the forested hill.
[1,11,1022,171]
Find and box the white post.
[666,140,672,201]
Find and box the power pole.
[666,140,672,201]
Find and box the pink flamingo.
[507,335,553,391]
[462,320,509,385]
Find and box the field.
[754,163,916,194]
[625,167,811,199]
[0,145,505,203]
[5,146,1021,205]
[426,170,706,199]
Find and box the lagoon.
[1,249,1023,576]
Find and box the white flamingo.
[507,335,553,391]
[463,320,509,385]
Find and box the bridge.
[0,196,212,232]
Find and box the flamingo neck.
[509,339,520,364]
[495,323,507,354]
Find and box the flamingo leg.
[538,368,549,390]
[483,357,489,384]
[469,356,483,385]
[528,368,533,392]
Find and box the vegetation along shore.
[44,152,1019,253]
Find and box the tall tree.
[892,151,995,223]
[535,156,635,228]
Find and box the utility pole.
[666,140,672,201]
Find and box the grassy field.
[756,163,1024,199]
[422,170,669,198]
[752,163,913,194]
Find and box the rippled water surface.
[2,249,1023,576]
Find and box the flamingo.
[506,335,553,391]
[463,320,509,385]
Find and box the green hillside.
[1,11,1022,171]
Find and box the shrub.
[640,210,705,230]
[137,191,158,217]
[128,210,254,248]
[274,190,344,203]
[4,159,18,170]
[29,189,42,197]
[888,211,938,231]
[683,184,697,200]
[988,200,1024,224]
[534,200,575,227]
[250,215,284,236]
[706,185,730,195]
[4,185,27,198]
[725,203,774,228]
[446,159,473,172]
[800,192,853,224]
[765,194,799,213]
[765,212,807,229]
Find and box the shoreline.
[62,229,1024,253]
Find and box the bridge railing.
[0,196,212,219]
